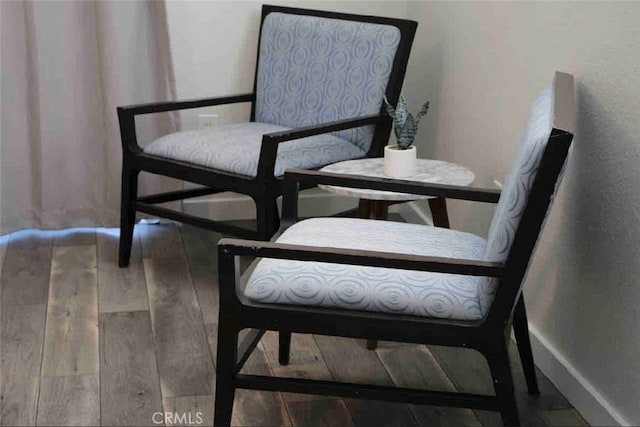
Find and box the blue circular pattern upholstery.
[255,13,402,154]
[245,218,488,320]
[481,85,555,314]
[143,122,365,177]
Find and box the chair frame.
[214,72,575,425]
[116,5,417,267]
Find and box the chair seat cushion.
[143,122,366,177]
[244,218,489,321]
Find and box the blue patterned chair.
[214,72,575,425]
[116,5,417,267]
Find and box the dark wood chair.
[213,72,575,425]
[116,5,417,267]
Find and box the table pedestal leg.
[358,199,390,220]
[428,197,450,228]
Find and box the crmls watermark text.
[152,412,204,425]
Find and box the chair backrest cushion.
[480,85,554,314]
[255,12,401,153]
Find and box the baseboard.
[527,325,630,426]
[183,190,434,225]
[182,189,358,221]
[392,200,433,225]
[183,192,255,221]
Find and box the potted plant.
[383,96,430,177]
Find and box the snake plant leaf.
[415,101,430,124]
[397,115,417,149]
[393,96,409,129]
[383,95,430,150]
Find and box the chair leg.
[486,339,520,426]
[428,197,450,228]
[513,295,540,395]
[214,322,239,426]
[118,167,139,268]
[256,199,280,240]
[278,331,291,365]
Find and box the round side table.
[319,157,475,349]
[319,157,475,227]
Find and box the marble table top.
[319,158,475,201]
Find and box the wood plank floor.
[0,224,588,426]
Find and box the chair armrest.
[117,93,255,154]
[218,238,503,278]
[281,168,500,222]
[117,93,255,116]
[255,114,384,178]
[262,114,383,144]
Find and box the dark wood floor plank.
[378,345,481,426]
[428,343,554,426]
[97,229,148,313]
[100,311,163,426]
[204,322,218,366]
[234,342,292,426]
[205,328,292,426]
[0,241,2,427]
[261,331,334,402]
[313,336,395,385]
[53,229,96,247]
[0,303,46,426]
[144,257,214,397]
[286,398,354,427]
[180,224,249,327]
[179,221,255,270]
[36,374,99,426]
[506,342,572,413]
[427,345,506,426]
[344,391,419,426]
[179,225,221,266]
[0,240,6,274]
[314,335,417,427]
[538,409,588,427]
[140,223,185,259]
[369,339,413,349]
[188,261,219,327]
[50,244,96,271]
[1,246,52,305]
[181,227,220,362]
[0,239,3,427]
[41,246,98,377]
[179,223,223,364]
[163,395,214,427]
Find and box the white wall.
[405,2,640,425]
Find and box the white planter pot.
[384,145,416,177]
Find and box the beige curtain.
[1,0,180,234]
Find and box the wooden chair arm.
[218,238,504,278]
